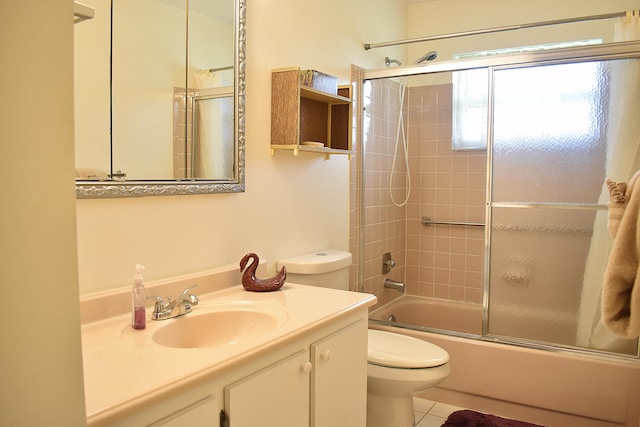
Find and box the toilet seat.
[368,329,449,368]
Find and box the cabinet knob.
[301,362,313,374]
[320,350,332,362]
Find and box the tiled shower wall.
[359,77,408,307]
[173,88,195,179]
[354,77,486,307]
[404,83,485,305]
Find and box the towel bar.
[421,217,484,227]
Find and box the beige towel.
[602,170,640,339]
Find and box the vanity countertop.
[81,282,376,423]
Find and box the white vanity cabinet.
[311,320,367,427]
[148,396,219,426]
[223,319,367,427]
[224,350,311,426]
[82,282,376,427]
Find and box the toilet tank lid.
[277,249,352,275]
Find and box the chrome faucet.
[150,285,199,320]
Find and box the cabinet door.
[148,395,218,427]
[311,320,367,427]
[225,350,311,427]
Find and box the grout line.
[415,397,465,418]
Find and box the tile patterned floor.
[413,397,465,427]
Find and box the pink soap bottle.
[131,264,146,330]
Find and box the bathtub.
[369,295,640,427]
[369,295,482,336]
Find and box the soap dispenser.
[132,264,146,330]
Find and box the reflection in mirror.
[190,85,235,180]
[74,0,245,197]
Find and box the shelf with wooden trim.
[269,144,353,160]
[271,67,352,159]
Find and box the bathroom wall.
[76,0,411,294]
[1,1,86,425]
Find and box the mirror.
[74,0,245,198]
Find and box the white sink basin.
[152,302,288,349]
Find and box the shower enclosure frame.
[359,39,640,360]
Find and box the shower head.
[414,51,438,64]
[385,57,402,67]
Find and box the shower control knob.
[382,252,396,274]
[320,350,332,362]
[301,362,313,374]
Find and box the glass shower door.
[487,59,639,355]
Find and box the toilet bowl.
[366,329,450,427]
[278,250,451,427]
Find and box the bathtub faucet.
[383,278,405,292]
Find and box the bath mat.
[441,410,545,427]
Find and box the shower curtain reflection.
[193,95,234,179]
[191,69,235,179]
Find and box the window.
[452,39,603,150]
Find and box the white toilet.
[278,250,451,427]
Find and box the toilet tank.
[277,249,352,290]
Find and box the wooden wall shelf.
[271,67,352,159]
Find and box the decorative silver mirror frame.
[76,0,246,198]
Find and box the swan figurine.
[239,253,287,292]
